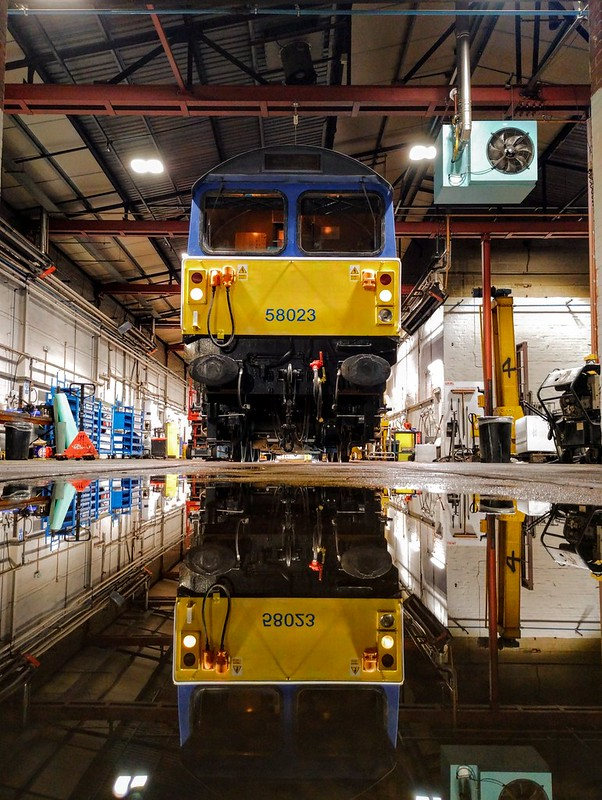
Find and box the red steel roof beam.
[4,83,590,118]
[50,218,589,238]
[147,4,187,93]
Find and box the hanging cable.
[201,583,232,668]
[207,268,236,349]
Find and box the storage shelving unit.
[112,404,144,457]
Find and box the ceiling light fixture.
[409,144,437,161]
[130,158,164,175]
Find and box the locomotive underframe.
[184,335,397,460]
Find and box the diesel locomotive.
[181,145,401,460]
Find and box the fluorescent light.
[409,144,436,161]
[130,158,147,173]
[130,157,164,175]
[147,159,164,174]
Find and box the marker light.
[380,634,395,650]
[378,308,393,323]
[190,272,203,284]
[379,613,395,628]
[361,269,376,289]
[362,646,378,672]
[379,289,393,303]
[190,288,204,301]
[183,634,198,648]
[379,273,392,285]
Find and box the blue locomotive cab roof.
[192,145,392,189]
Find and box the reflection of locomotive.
[181,146,401,460]
[173,485,403,782]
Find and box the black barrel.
[5,421,34,460]
[478,416,513,463]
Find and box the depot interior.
[0,3,601,800]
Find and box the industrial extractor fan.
[434,120,538,204]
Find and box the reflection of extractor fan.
[497,779,549,800]
[434,120,538,204]
[443,746,553,800]
[486,127,535,174]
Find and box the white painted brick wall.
[0,274,186,431]
[444,296,592,397]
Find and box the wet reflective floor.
[0,463,601,800]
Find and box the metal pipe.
[454,10,472,161]
[39,209,49,256]
[587,118,599,356]
[481,234,493,415]
[7,6,588,16]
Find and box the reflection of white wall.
[387,493,601,640]
[446,519,601,639]
[0,499,185,654]
[387,501,448,626]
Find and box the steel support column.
[486,515,500,710]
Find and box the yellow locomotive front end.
[181,256,400,338]
[174,595,403,685]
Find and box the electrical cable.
[206,284,236,349]
[201,582,232,652]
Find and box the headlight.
[380,634,395,650]
[379,289,393,303]
[378,308,393,323]
[183,634,197,648]
[190,288,204,301]
[379,613,395,628]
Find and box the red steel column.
[591,0,602,359]
[481,233,493,415]
[486,516,500,710]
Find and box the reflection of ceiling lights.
[130,158,164,174]
[409,144,437,161]
[113,774,148,798]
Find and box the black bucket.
[5,421,34,460]
[478,416,513,463]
